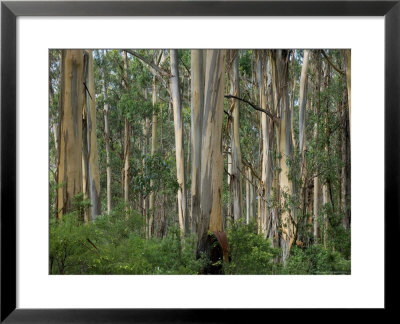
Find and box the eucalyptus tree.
[298,50,309,158]
[149,50,167,237]
[57,49,101,221]
[148,75,158,236]
[122,50,131,213]
[99,50,112,215]
[256,50,271,237]
[228,50,242,222]
[81,50,101,221]
[342,49,351,230]
[197,49,226,253]
[49,50,61,216]
[270,49,294,261]
[57,50,84,219]
[170,49,188,237]
[190,49,204,234]
[312,51,322,242]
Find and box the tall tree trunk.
[197,50,226,254]
[344,50,351,126]
[170,49,188,237]
[123,118,131,213]
[149,76,158,237]
[313,51,322,243]
[122,51,131,214]
[256,50,271,237]
[157,93,166,238]
[322,61,331,248]
[143,113,150,233]
[57,50,84,219]
[342,49,351,230]
[271,50,294,261]
[82,50,101,221]
[297,50,309,243]
[190,50,204,234]
[299,50,309,157]
[102,63,112,215]
[228,50,242,222]
[268,50,280,248]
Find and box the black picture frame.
[1,0,398,322]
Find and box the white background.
[17,17,384,308]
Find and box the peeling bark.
[198,50,226,254]
[190,49,204,234]
[271,50,294,261]
[57,50,84,219]
[256,50,271,237]
[170,49,188,237]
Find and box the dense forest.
[49,49,351,275]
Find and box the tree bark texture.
[57,50,84,219]
[190,49,204,234]
[198,50,226,253]
[228,50,243,222]
[170,49,188,237]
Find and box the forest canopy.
[49,49,351,275]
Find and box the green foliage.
[321,203,351,258]
[283,245,350,275]
[224,219,281,274]
[49,213,94,274]
[50,202,206,274]
[132,153,179,199]
[50,210,349,275]
[119,92,153,122]
[238,50,252,76]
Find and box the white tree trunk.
[256,50,271,237]
[170,49,188,237]
[271,50,294,261]
[190,49,204,234]
[299,50,309,155]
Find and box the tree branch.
[179,57,191,76]
[320,50,346,76]
[242,158,262,183]
[124,49,170,77]
[224,95,279,123]
[124,49,171,96]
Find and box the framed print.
[1,0,398,322]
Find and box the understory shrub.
[223,219,281,274]
[283,244,351,275]
[49,212,207,275]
